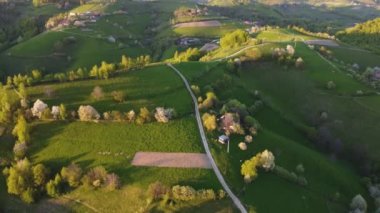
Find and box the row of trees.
[167,48,202,63]
[1,54,152,87]
[147,181,226,205]
[27,98,176,124]
[292,26,335,40]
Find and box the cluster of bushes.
[272,45,304,69]
[2,159,49,203]
[168,48,202,63]
[198,91,218,110]
[221,99,262,132]
[272,164,308,186]
[147,181,226,205]
[2,160,120,203]
[241,150,275,182]
[220,29,249,49]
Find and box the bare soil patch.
[131,152,211,169]
[174,20,222,28]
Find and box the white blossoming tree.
[238,142,247,150]
[126,110,136,122]
[51,106,60,120]
[259,150,275,171]
[31,99,48,119]
[350,194,367,213]
[78,105,100,121]
[286,45,295,56]
[154,107,175,123]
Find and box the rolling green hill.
[337,17,380,52]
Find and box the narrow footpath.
[167,63,247,213]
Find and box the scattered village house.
[218,135,230,144]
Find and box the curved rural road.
[215,43,269,62]
[167,63,247,213]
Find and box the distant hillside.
[337,18,380,53]
[207,0,251,6]
[207,0,379,6]
[255,0,379,5]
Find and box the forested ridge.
[337,18,380,52]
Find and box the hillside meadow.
[172,55,373,212]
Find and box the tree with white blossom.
[154,107,176,123]
[258,150,275,171]
[31,99,48,119]
[286,45,295,56]
[78,105,100,121]
[51,106,60,120]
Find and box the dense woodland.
[337,18,380,52]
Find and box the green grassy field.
[173,23,240,38]
[27,65,193,116]
[173,60,373,212]
[0,0,153,76]
[1,64,236,212]
[329,46,380,69]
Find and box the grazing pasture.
[0,64,235,212]
[172,60,373,212]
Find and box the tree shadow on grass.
[29,121,95,171]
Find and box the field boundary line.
[167,63,247,213]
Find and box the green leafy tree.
[12,115,29,143]
[61,163,82,188]
[31,69,42,81]
[202,113,217,132]
[0,87,11,123]
[241,156,259,182]
[220,29,249,49]
[32,164,49,187]
[59,104,67,120]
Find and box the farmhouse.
[218,135,230,144]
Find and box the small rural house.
[218,135,230,145]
